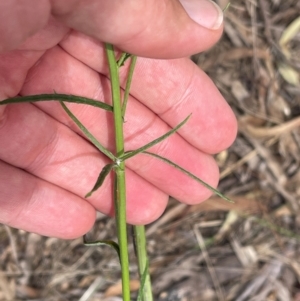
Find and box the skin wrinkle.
[0,106,6,123]
[19,178,96,238]
[17,17,69,51]
[1,104,55,169]
[130,58,196,114]
[157,64,196,118]
[0,162,35,226]
[24,114,60,175]
[0,105,8,130]
[124,114,157,148]
[8,179,39,228]
[24,59,43,86]
[0,0,51,52]
[50,0,81,16]
[0,50,44,99]
[27,183,68,235]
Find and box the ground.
[1,0,300,300]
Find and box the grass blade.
[136,260,150,301]
[133,225,153,301]
[143,151,233,203]
[117,52,132,67]
[60,101,116,161]
[120,115,191,162]
[83,235,120,260]
[122,55,137,119]
[223,2,231,12]
[0,94,113,111]
[85,163,116,198]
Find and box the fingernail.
[179,0,223,30]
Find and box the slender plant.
[0,43,232,300]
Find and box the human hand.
[0,0,237,238]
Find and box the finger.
[0,50,44,99]
[51,0,224,58]
[0,102,168,228]
[129,58,238,154]
[20,46,220,204]
[1,0,223,58]
[0,0,50,53]
[0,160,96,239]
[16,16,69,51]
[60,33,238,154]
[0,17,68,99]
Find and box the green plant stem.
[134,225,153,301]
[122,55,137,119]
[105,43,131,301]
[118,52,153,300]
[106,45,125,157]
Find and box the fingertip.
[127,192,169,226]
[179,0,223,30]
[204,94,238,155]
[0,161,97,240]
[215,106,238,153]
[126,176,169,225]
[22,195,97,240]
[183,155,220,205]
[54,205,97,240]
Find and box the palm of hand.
[0,18,236,238]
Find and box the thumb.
[52,0,224,58]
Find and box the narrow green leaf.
[117,52,132,67]
[60,101,116,161]
[85,163,116,198]
[143,151,234,203]
[120,115,191,162]
[83,235,120,259]
[122,55,137,119]
[136,260,150,301]
[223,2,231,12]
[133,225,153,301]
[0,94,113,111]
